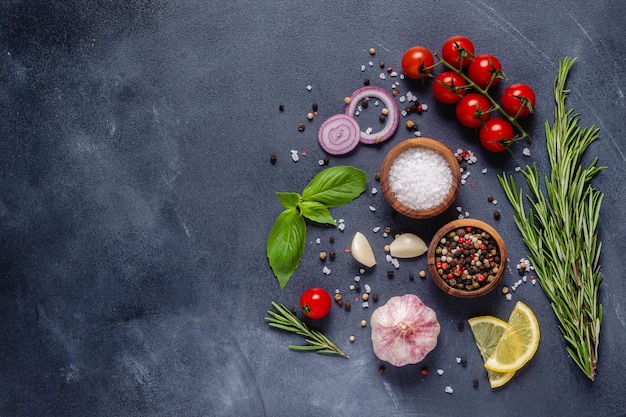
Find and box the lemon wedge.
[483,301,540,373]
[468,315,516,388]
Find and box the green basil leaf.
[302,166,367,207]
[267,208,306,289]
[277,192,301,209]
[298,200,336,225]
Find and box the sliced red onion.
[317,113,361,155]
[344,86,399,145]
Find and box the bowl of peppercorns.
[427,219,507,298]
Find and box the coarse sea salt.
[388,148,453,210]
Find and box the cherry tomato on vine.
[501,83,536,118]
[479,118,514,152]
[441,36,475,69]
[433,71,467,104]
[456,93,491,128]
[300,288,332,319]
[468,54,503,90]
[401,46,435,79]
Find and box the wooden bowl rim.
[427,218,508,298]
[380,138,461,219]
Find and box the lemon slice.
[468,316,516,388]
[484,301,540,373]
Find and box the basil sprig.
[267,166,367,288]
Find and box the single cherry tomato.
[468,54,503,90]
[401,46,435,79]
[300,288,332,319]
[479,118,514,152]
[456,93,491,128]
[501,83,536,118]
[441,36,475,69]
[433,71,467,104]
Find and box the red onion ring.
[344,86,399,145]
[317,113,361,155]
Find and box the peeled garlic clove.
[389,233,427,258]
[351,231,376,268]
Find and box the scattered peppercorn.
[344,96,351,104]
[349,335,356,342]
[379,61,385,68]
[379,365,386,374]
[363,78,370,86]
[387,270,394,278]
[421,367,429,376]
[458,322,465,331]
[278,104,284,112]
[360,319,367,327]
[419,270,427,279]
[319,251,327,261]
[374,172,380,181]
[472,379,479,388]
[487,195,494,202]
[409,272,414,281]
[386,66,393,73]
[323,156,329,165]
[372,294,379,302]
[460,357,467,366]
[334,293,343,303]
[297,122,305,132]
[361,98,369,108]
[307,112,314,120]
[270,154,277,164]
[312,103,318,112]
[416,104,423,114]
[344,301,352,311]
[329,235,335,244]
[501,286,509,294]
[494,210,501,220]
[369,47,376,55]
[329,250,336,260]
[362,293,369,301]
[392,88,400,97]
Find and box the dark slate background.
[2,1,625,416]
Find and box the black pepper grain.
[329,236,335,244]
[372,294,379,302]
[409,272,414,281]
[374,172,380,181]
[363,78,370,86]
[329,250,336,259]
[297,122,305,132]
[361,98,369,108]
[494,210,501,220]
[270,154,277,164]
[323,156,330,165]
[387,270,394,278]
[279,104,284,112]
[312,103,318,112]
[472,379,479,387]
[344,301,351,311]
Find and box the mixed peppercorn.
[433,226,501,291]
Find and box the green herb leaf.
[276,192,301,209]
[302,166,367,207]
[266,208,306,289]
[298,200,336,225]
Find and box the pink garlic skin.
[370,294,440,367]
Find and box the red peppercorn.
[466,226,472,232]
[447,273,454,280]
[421,367,429,376]
[477,274,485,282]
[416,104,423,114]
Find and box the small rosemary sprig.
[265,302,349,359]
[498,56,604,381]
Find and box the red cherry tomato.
[441,36,475,69]
[479,118,514,152]
[468,54,503,90]
[300,288,332,319]
[401,46,435,79]
[501,83,536,118]
[433,71,467,104]
[456,93,491,128]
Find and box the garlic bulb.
[351,231,376,267]
[389,233,427,258]
[370,294,440,366]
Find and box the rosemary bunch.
[265,302,349,359]
[498,57,604,381]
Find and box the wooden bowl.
[380,138,461,219]
[427,219,507,298]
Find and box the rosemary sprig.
[498,56,604,381]
[265,302,349,359]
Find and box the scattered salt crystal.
[322,266,331,275]
[406,92,414,101]
[291,151,299,162]
[335,288,340,294]
[461,179,466,185]
[374,100,379,106]
[456,357,462,364]
[315,237,321,244]
[445,386,454,394]
[373,226,381,233]
[354,276,361,283]
[522,147,531,157]
[306,85,312,91]
[379,73,386,80]
[338,219,345,223]
[362,301,369,308]
[437,369,445,376]
[338,223,346,231]
[414,131,422,137]
[368,61,374,66]
[364,284,371,293]
[388,147,453,211]
[361,65,366,71]
[401,110,408,117]
[385,254,393,262]
[515,166,521,172]
[464,211,469,217]
[355,110,360,116]
[365,127,373,134]
[456,206,462,212]
[318,159,325,166]
[382,232,389,238]
[492,200,498,205]
[421,104,428,111]
[360,268,366,274]
[458,213,465,219]
[369,205,376,212]
[505,293,513,300]
[390,71,398,77]
[522,276,527,282]
[391,258,400,269]
[400,74,405,80]
[349,284,355,290]
[371,187,378,194]
[482,168,488,174]
[531,278,537,285]
[399,96,406,103]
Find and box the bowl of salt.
[380,138,461,219]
